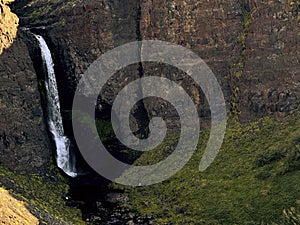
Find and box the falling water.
[33,34,77,177]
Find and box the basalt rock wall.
[0,31,52,173]
[12,0,300,129]
[0,1,52,173]
[0,0,297,203]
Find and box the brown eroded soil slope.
[0,0,18,55]
[0,188,38,225]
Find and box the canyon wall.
[0,31,52,173]
[13,0,300,127]
[1,0,299,171]
[0,1,51,173]
[138,0,300,122]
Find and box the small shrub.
[255,151,286,167]
[255,171,272,180]
[286,145,300,172]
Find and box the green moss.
[0,166,84,224]
[230,6,254,115]
[234,7,253,79]
[37,79,47,100]
[95,119,114,142]
[114,114,300,224]
[70,109,114,142]
[29,11,42,20]
[17,0,81,26]
[238,9,252,52]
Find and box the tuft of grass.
[282,206,300,224]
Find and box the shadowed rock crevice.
[132,2,151,139]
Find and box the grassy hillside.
[0,166,85,224]
[115,114,300,224]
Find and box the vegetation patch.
[114,115,300,224]
[12,0,81,27]
[0,166,84,224]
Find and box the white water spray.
[34,34,77,177]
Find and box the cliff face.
[139,0,300,121]
[139,0,242,127]
[45,0,145,135]
[0,31,52,173]
[0,1,51,174]
[239,1,300,120]
[3,0,300,170]
[12,0,300,128]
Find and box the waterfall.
[33,34,77,177]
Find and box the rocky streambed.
[66,174,152,225]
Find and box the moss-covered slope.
[0,166,85,224]
[116,115,300,224]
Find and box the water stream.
[32,33,149,224]
[33,34,77,177]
